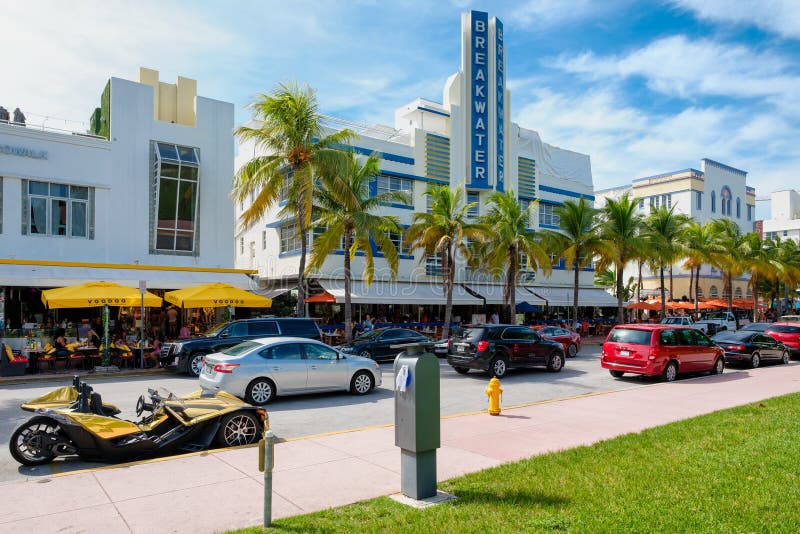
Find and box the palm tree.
[480,191,552,323]
[405,185,489,339]
[708,218,745,313]
[740,232,778,322]
[540,197,602,330]
[597,193,644,324]
[680,221,715,313]
[232,82,354,317]
[773,237,800,316]
[643,206,689,317]
[305,151,407,342]
[594,268,636,302]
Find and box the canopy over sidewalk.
[164,283,271,308]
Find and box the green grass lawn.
[234,394,800,533]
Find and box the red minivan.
[601,324,725,382]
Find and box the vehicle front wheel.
[453,366,470,375]
[609,370,625,378]
[750,352,761,369]
[246,378,276,405]
[489,356,508,378]
[663,361,678,382]
[9,417,61,466]
[547,352,564,372]
[567,343,578,357]
[781,350,790,365]
[711,357,724,375]
[215,412,260,447]
[188,352,207,377]
[350,371,374,395]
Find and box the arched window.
[734,287,743,299]
[736,197,741,218]
[721,186,732,216]
[710,285,718,298]
[746,288,752,299]
[696,286,704,298]
[711,191,716,213]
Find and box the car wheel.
[663,361,678,382]
[350,370,374,395]
[782,350,790,365]
[246,378,276,405]
[750,352,761,369]
[609,370,624,378]
[453,366,470,375]
[547,352,564,372]
[359,349,372,359]
[9,417,61,466]
[489,356,508,378]
[567,343,578,358]
[711,357,724,375]
[188,352,207,377]
[215,412,260,447]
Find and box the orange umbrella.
[627,301,660,310]
[732,299,754,309]
[673,301,697,310]
[304,291,336,303]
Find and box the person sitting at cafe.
[88,319,102,348]
[53,328,70,358]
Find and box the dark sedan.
[337,328,431,361]
[739,322,773,333]
[712,330,789,368]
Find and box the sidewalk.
[3,363,800,533]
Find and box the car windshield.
[661,317,684,324]
[742,323,769,331]
[713,331,752,342]
[205,322,230,337]
[607,328,653,345]
[221,341,261,356]
[453,327,485,342]
[354,329,383,341]
[702,313,727,320]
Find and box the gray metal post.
[393,341,440,500]
[263,430,275,527]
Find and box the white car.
[199,337,382,404]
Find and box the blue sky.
[3,0,798,201]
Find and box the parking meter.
[393,342,440,500]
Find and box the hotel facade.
[235,10,616,311]
[595,158,756,302]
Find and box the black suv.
[164,318,321,376]
[447,324,565,378]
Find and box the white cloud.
[671,0,800,39]
[509,0,623,27]
[554,35,798,102]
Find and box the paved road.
[0,346,728,483]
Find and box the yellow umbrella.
[164,283,271,308]
[41,281,162,309]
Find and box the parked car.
[433,339,449,357]
[531,325,582,357]
[712,330,789,368]
[778,315,800,322]
[447,324,565,378]
[337,327,431,361]
[740,322,773,333]
[601,324,724,382]
[199,337,382,404]
[694,311,740,334]
[164,318,322,376]
[764,323,800,357]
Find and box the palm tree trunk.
[572,257,580,329]
[637,260,643,321]
[616,265,625,324]
[660,266,666,318]
[669,264,674,301]
[295,202,308,318]
[689,266,694,307]
[752,275,758,323]
[343,230,353,343]
[442,246,454,341]
[695,266,700,315]
[505,245,517,324]
[726,271,733,313]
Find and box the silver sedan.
[199,337,382,404]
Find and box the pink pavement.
[3,362,800,533]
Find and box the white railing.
[0,111,105,140]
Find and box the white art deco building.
[235,10,616,311]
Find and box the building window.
[766,231,777,240]
[746,288,752,299]
[262,230,267,250]
[425,254,442,276]
[709,285,718,298]
[736,197,741,218]
[387,230,406,255]
[426,194,433,214]
[711,191,716,213]
[466,191,479,218]
[519,252,536,281]
[638,198,644,210]
[279,171,292,203]
[280,222,301,254]
[720,186,732,216]
[239,237,244,255]
[539,203,560,227]
[696,191,702,210]
[734,287,743,299]
[654,195,660,209]
[152,142,199,254]
[696,286,703,298]
[377,174,413,205]
[784,230,788,237]
[26,181,91,238]
[747,204,752,221]
[661,194,671,209]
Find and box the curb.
[0,368,169,386]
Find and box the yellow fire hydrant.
[485,376,503,416]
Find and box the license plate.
[620,350,630,356]
[458,345,465,352]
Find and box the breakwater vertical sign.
[495,18,504,192]
[470,10,489,188]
